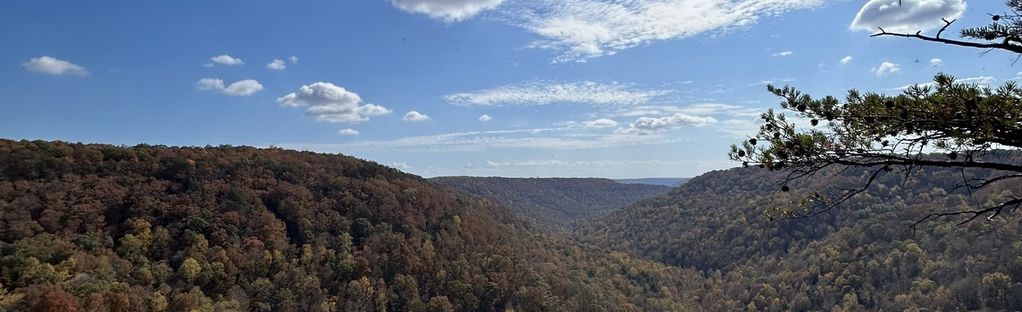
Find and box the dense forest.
[0,139,706,311]
[575,152,1022,310]
[430,177,670,230]
[4,139,1022,311]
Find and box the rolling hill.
[429,177,672,231]
[575,156,1022,310]
[0,139,702,311]
[613,178,690,187]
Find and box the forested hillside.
[6,139,1022,311]
[0,140,705,312]
[613,178,689,187]
[430,177,671,230]
[575,153,1022,310]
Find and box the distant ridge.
[430,177,671,231]
[613,177,689,187]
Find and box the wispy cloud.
[196,78,264,96]
[338,128,360,136]
[483,159,702,168]
[22,56,88,76]
[840,55,853,65]
[479,114,493,122]
[280,127,678,152]
[447,81,669,106]
[889,76,996,91]
[771,51,793,57]
[582,118,619,128]
[606,103,763,119]
[504,0,826,62]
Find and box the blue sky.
[0,0,1015,178]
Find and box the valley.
[2,140,1020,310]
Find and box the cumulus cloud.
[196,78,263,96]
[840,56,853,65]
[479,114,493,122]
[583,118,619,128]
[267,59,286,70]
[223,80,264,96]
[277,82,392,123]
[629,113,717,131]
[403,111,431,122]
[289,56,299,64]
[771,51,794,57]
[930,58,943,67]
[21,56,89,76]
[207,54,244,66]
[338,128,360,136]
[389,0,503,22]
[505,0,826,62]
[447,81,667,106]
[871,61,900,77]
[850,0,966,33]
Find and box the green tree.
[731,0,1022,225]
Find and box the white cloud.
[21,56,88,76]
[196,78,263,96]
[277,82,392,123]
[582,118,619,128]
[850,0,966,33]
[930,58,943,67]
[338,128,360,136]
[890,76,995,91]
[223,80,264,96]
[871,61,900,77]
[840,56,853,65]
[479,114,493,122]
[719,118,764,138]
[447,81,668,106]
[289,56,299,64]
[506,0,826,62]
[483,159,698,168]
[403,111,431,122]
[607,103,762,119]
[196,78,225,91]
[629,113,717,131]
[392,162,413,170]
[208,54,244,66]
[280,127,678,152]
[267,59,287,70]
[390,0,503,22]
[771,51,793,57]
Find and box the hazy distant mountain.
[613,178,690,187]
[430,177,671,231]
